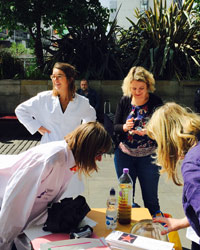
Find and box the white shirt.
[0,140,82,250]
[15,91,96,144]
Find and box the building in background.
[103,0,183,29]
[0,29,30,48]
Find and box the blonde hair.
[122,66,155,97]
[65,122,112,175]
[146,102,200,185]
[52,62,77,101]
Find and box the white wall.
[116,0,174,29]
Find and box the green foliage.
[118,0,200,80]
[0,0,111,71]
[194,0,200,12]
[9,43,33,56]
[0,0,199,81]
[4,42,33,57]
[24,63,49,80]
[43,0,199,81]
[0,42,47,79]
[0,51,24,79]
[52,0,110,35]
[44,3,124,80]
[0,0,75,68]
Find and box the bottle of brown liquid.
[118,168,133,224]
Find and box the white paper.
[105,230,174,250]
[24,216,97,241]
[78,216,97,228]
[186,226,200,245]
[40,237,107,250]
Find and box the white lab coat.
[0,140,83,250]
[15,91,96,144]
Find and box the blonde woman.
[114,66,163,215]
[0,122,111,250]
[146,102,200,250]
[15,62,96,144]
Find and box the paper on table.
[105,230,174,250]
[40,237,108,250]
[25,225,51,241]
[79,216,97,228]
[25,216,97,240]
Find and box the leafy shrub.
[24,64,49,79]
[7,42,33,57]
[118,0,200,80]
[43,4,125,80]
[0,51,24,79]
[23,58,49,79]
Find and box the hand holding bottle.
[123,117,134,132]
[133,128,146,136]
[123,118,146,136]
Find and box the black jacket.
[113,93,163,147]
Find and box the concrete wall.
[0,79,199,115]
[0,79,52,115]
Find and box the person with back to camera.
[113,66,163,215]
[15,63,96,144]
[0,122,112,250]
[146,102,200,250]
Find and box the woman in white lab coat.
[15,62,96,144]
[0,122,111,250]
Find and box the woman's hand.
[123,118,146,137]
[123,117,134,132]
[133,128,146,136]
[38,126,51,135]
[153,216,190,235]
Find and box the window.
[140,0,148,11]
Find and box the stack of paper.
[105,230,174,250]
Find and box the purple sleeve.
[182,161,200,236]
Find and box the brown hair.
[52,62,77,100]
[65,122,112,175]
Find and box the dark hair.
[52,62,77,99]
[81,79,89,84]
[65,122,112,175]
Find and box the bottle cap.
[123,168,129,174]
[110,188,115,196]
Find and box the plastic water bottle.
[118,168,133,224]
[106,188,117,230]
